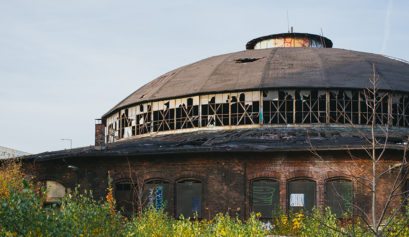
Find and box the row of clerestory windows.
[107,89,409,142]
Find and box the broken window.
[329,90,359,124]
[136,104,152,135]
[115,181,135,217]
[376,92,390,125]
[295,90,326,124]
[106,88,409,143]
[106,114,119,143]
[175,97,199,129]
[118,109,132,139]
[44,180,66,204]
[201,95,228,127]
[287,179,316,213]
[153,101,175,132]
[392,94,405,127]
[360,91,390,125]
[176,180,202,218]
[325,179,353,217]
[251,179,279,218]
[263,90,294,124]
[231,92,260,125]
[144,180,171,213]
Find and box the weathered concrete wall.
[23,150,405,219]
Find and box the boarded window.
[115,181,135,217]
[251,179,279,218]
[45,181,66,203]
[287,179,316,213]
[144,180,171,212]
[176,180,202,218]
[325,179,353,217]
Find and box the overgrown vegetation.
[1,161,409,236]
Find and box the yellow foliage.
[292,212,304,231]
[0,160,25,199]
[106,186,116,216]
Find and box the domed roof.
[105,47,409,117]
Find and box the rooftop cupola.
[246,31,333,50]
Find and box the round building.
[26,32,409,219]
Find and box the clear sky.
[0,0,408,154]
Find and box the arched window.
[325,179,353,217]
[44,180,66,203]
[287,179,316,213]
[114,180,135,216]
[251,179,280,218]
[144,180,171,212]
[176,180,202,218]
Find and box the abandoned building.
[23,32,409,219]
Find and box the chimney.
[95,119,106,147]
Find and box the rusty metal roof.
[23,126,409,162]
[104,48,409,118]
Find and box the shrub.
[55,189,124,237]
[125,207,173,237]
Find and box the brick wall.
[23,149,405,219]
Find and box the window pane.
[176,181,202,218]
[252,180,279,218]
[288,180,316,213]
[145,181,170,212]
[325,180,353,217]
[115,181,134,217]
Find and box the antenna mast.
[320,28,326,48]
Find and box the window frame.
[250,178,280,219]
[114,179,136,216]
[286,178,317,213]
[175,179,203,219]
[144,179,172,212]
[324,177,354,218]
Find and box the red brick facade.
[24,149,405,219]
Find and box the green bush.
[0,182,53,237]
[55,189,124,237]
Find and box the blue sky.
[0,0,408,153]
